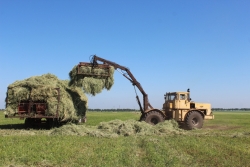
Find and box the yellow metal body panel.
[205,115,214,119]
[172,109,189,121]
[195,103,212,115]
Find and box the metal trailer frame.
[5,88,60,121]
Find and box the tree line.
[88,108,250,111]
[212,108,250,111]
[88,108,140,112]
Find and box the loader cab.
[176,92,190,109]
[164,92,191,109]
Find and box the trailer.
[5,88,61,128]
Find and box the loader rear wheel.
[144,110,164,125]
[185,111,203,130]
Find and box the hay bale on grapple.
[69,64,115,96]
[5,73,87,122]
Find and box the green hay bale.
[5,73,88,122]
[69,65,115,95]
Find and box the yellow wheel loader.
[79,55,214,130]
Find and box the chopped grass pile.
[69,65,115,95]
[5,73,87,122]
[49,119,184,137]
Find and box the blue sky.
[0,0,249,109]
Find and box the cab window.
[168,94,176,100]
[180,94,186,100]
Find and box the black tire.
[24,118,32,128]
[139,114,146,121]
[185,111,203,130]
[46,118,57,129]
[144,110,164,125]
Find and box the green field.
[0,111,250,167]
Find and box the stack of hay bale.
[5,64,115,122]
[5,73,88,122]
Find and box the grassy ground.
[0,111,250,167]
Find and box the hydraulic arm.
[90,55,153,114]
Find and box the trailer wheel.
[185,111,203,130]
[144,110,164,125]
[24,118,32,128]
[46,118,58,129]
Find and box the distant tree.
[88,108,139,112]
[212,108,250,111]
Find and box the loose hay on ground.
[49,119,184,137]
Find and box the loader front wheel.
[144,110,164,125]
[185,111,203,130]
